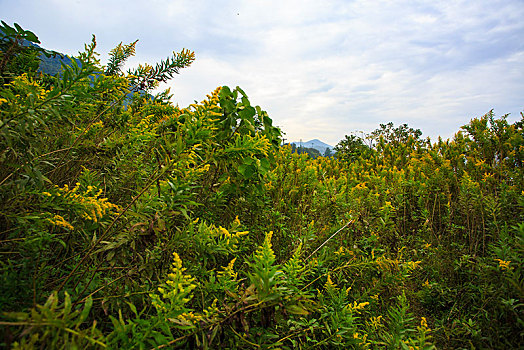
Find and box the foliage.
[1,22,523,349]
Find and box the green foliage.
[0,22,523,349]
[127,48,195,92]
[334,134,371,162]
[4,293,105,349]
[0,22,49,81]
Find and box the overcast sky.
[2,0,523,145]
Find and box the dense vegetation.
[1,22,523,349]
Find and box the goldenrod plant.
[1,22,522,348]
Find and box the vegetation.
[288,143,322,159]
[1,22,523,349]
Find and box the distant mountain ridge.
[18,38,80,76]
[290,139,334,154]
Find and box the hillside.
[1,22,523,349]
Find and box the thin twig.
[73,274,126,308]
[305,218,355,261]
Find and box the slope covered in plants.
[1,23,523,349]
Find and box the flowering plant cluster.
[0,23,522,349]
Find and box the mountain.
[16,38,81,76]
[39,52,79,76]
[290,139,334,155]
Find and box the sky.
[2,0,523,146]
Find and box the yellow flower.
[233,216,241,226]
[345,301,369,313]
[218,226,230,237]
[48,214,74,230]
[420,316,431,331]
[495,259,511,270]
[325,275,338,291]
[369,315,383,329]
[404,260,422,270]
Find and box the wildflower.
[324,274,338,292]
[218,226,230,237]
[420,316,431,331]
[345,301,369,313]
[334,246,345,255]
[495,259,511,270]
[369,315,383,329]
[233,216,241,226]
[422,280,430,288]
[48,215,74,230]
[404,260,422,270]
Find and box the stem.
[305,219,355,261]
[57,162,168,293]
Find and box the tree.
[370,122,422,147]
[334,134,371,161]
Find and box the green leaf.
[236,86,247,98]
[78,296,93,324]
[259,158,270,173]
[219,85,232,97]
[238,164,256,179]
[13,23,24,33]
[239,106,255,121]
[126,301,138,317]
[285,304,310,315]
[1,21,16,35]
[63,292,72,317]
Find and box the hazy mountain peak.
[290,139,334,154]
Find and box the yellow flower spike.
[233,216,241,226]
[495,258,511,270]
[218,226,231,237]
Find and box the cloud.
[1,0,522,146]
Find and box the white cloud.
[1,0,522,146]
